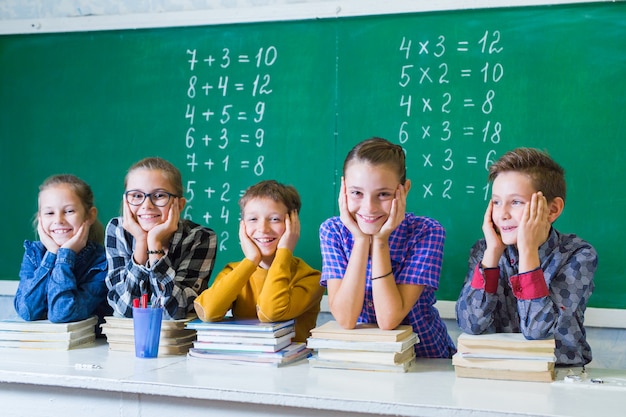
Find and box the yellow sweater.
[194,248,324,342]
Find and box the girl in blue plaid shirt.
[319,138,455,358]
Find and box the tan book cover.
[454,364,555,382]
[309,356,415,373]
[456,341,555,359]
[0,315,97,333]
[307,333,418,353]
[0,333,95,350]
[317,346,415,366]
[100,324,196,339]
[107,340,193,355]
[457,332,555,350]
[103,313,196,330]
[310,321,414,342]
[452,353,555,372]
[103,331,197,346]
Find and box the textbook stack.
[100,314,197,355]
[0,315,97,350]
[186,318,311,367]
[452,332,556,382]
[306,320,418,373]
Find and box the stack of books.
[453,332,556,382]
[186,317,311,367]
[306,320,418,372]
[0,315,97,350]
[100,314,197,355]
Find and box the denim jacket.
[15,240,110,323]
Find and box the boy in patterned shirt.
[455,148,597,366]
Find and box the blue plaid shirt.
[455,228,597,366]
[320,213,456,358]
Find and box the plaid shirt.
[105,217,217,320]
[455,227,597,366]
[320,213,456,358]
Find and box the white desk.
[1,340,625,417]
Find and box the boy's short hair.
[239,180,301,214]
[488,147,566,202]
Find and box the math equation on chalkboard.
[182,45,278,253]
[396,30,503,201]
[337,22,512,206]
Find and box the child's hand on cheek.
[481,200,506,267]
[278,210,300,252]
[37,217,59,254]
[148,198,180,247]
[518,191,551,252]
[122,199,147,242]
[376,183,406,240]
[239,220,261,265]
[338,177,368,239]
[482,200,505,250]
[62,221,90,253]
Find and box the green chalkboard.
[1,2,625,309]
[0,20,338,287]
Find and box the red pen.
[133,298,140,308]
[141,293,148,309]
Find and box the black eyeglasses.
[124,190,178,207]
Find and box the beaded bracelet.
[147,249,165,255]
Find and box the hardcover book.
[186,318,295,333]
[310,321,414,342]
[306,333,418,353]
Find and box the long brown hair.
[343,137,407,184]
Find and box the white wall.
[0,0,607,33]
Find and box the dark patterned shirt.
[320,213,456,358]
[455,228,597,365]
[105,217,216,320]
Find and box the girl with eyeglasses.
[105,157,217,319]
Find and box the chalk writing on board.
[183,45,278,254]
[397,30,504,201]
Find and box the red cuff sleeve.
[509,268,549,300]
[470,264,500,294]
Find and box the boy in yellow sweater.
[194,180,324,342]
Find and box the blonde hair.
[125,157,183,197]
[37,174,104,244]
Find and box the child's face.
[125,169,179,232]
[242,197,288,261]
[344,161,400,235]
[491,171,537,245]
[38,184,90,247]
